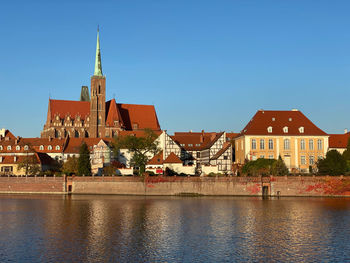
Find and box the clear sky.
[1,0,349,137]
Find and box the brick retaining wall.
[0,177,65,194]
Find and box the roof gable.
[105,99,124,127]
[163,152,182,164]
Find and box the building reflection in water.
[0,195,350,262]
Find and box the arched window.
[48,145,52,150]
[55,146,60,150]
[284,139,290,150]
[54,129,59,138]
[74,130,79,138]
[98,85,101,94]
[24,145,29,151]
[39,145,44,150]
[283,126,288,133]
[267,126,273,133]
[299,127,304,133]
[16,146,20,151]
[7,146,12,150]
[0,146,3,150]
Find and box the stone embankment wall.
[1,176,350,196]
[70,176,350,197]
[0,177,65,194]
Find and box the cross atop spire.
[94,27,103,76]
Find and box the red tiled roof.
[226,132,239,140]
[105,99,124,127]
[0,138,66,153]
[163,152,182,164]
[49,99,90,120]
[0,155,39,164]
[117,103,161,131]
[5,130,16,139]
[63,137,112,153]
[329,133,350,149]
[171,131,224,151]
[118,130,162,138]
[147,151,163,165]
[238,110,327,136]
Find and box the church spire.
[94,27,103,76]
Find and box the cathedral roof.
[49,99,90,120]
[105,99,124,127]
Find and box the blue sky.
[1,0,349,137]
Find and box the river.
[0,195,349,262]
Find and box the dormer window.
[299,127,304,133]
[39,145,44,150]
[188,144,193,147]
[267,126,273,133]
[0,146,3,150]
[55,146,60,150]
[132,123,139,130]
[283,126,288,133]
[24,145,29,151]
[0,157,2,162]
[48,145,52,150]
[272,118,275,121]
[289,118,292,122]
[7,146,11,150]
[16,146,20,151]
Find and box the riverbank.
[0,176,350,197]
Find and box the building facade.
[234,109,329,173]
[41,30,160,139]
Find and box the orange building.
[234,109,329,173]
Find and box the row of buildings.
[1,31,349,176]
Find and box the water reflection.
[0,195,349,262]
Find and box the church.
[41,31,161,139]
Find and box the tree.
[271,156,289,176]
[17,154,40,176]
[78,143,91,176]
[62,156,79,175]
[242,158,276,176]
[317,150,347,176]
[113,129,161,175]
[342,137,350,172]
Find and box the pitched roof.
[171,131,224,151]
[63,137,112,153]
[0,152,54,165]
[211,142,231,160]
[49,99,90,120]
[118,130,162,138]
[5,130,16,140]
[147,151,163,165]
[105,99,124,127]
[238,110,327,137]
[329,133,350,149]
[163,152,182,164]
[226,132,239,141]
[117,103,161,131]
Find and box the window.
[317,139,322,150]
[132,123,138,129]
[260,155,265,158]
[39,145,44,150]
[223,155,228,160]
[260,139,265,150]
[283,126,288,133]
[272,117,275,121]
[56,146,60,150]
[98,118,101,125]
[0,146,2,150]
[284,139,290,150]
[268,139,273,150]
[48,145,52,150]
[318,155,323,160]
[299,127,304,133]
[7,146,11,150]
[195,144,201,146]
[188,144,193,147]
[251,139,256,150]
[24,145,28,151]
[267,126,273,133]
[0,157,2,162]
[268,154,274,159]
[16,146,20,151]
[309,155,315,165]
[197,152,201,158]
[301,156,306,165]
[309,139,314,150]
[289,118,292,122]
[300,139,305,150]
[180,144,185,147]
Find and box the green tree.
[317,150,347,176]
[78,143,91,176]
[342,137,350,172]
[242,158,276,176]
[113,129,160,176]
[62,156,79,175]
[271,156,289,176]
[17,154,40,176]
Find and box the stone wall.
[0,177,65,194]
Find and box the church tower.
[89,29,106,138]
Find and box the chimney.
[189,130,192,133]
[345,129,348,134]
[200,135,204,143]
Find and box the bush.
[317,150,347,176]
[242,158,276,176]
[145,170,155,176]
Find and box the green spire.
[94,27,103,76]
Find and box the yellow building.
[235,109,329,173]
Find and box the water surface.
[0,195,349,262]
